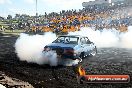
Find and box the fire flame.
[78,66,86,76]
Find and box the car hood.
[46,43,76,49]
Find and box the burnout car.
[43,35,97,66]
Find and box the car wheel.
[74,57,82,63]
[90,47,97,56]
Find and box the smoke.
[120,26,132,48]
[69,26,132,48]
[15,26,132,66]
[15,32,57,66]
[15,32,80,66]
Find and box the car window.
[80,38,86,44]
[85,37,91,44]
[53,36,79,44]
[65,37,70,43]
[68,37,78,44]
[54,37,65,43]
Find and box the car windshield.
[53,36,79,44]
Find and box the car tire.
[90,47,97,56]
[74,57,82,63]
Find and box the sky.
[0,0,94,18]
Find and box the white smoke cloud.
[69,26,132,48]
[15,26,132,66]
[120,26,132,48]
[15,32,57,66]
[15,32,80,66]
[0,84,6,88]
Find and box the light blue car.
[44,35,97,63]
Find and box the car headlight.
[74,50,78,56]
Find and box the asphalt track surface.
[0,33,132,88]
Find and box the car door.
[80,37,88,56]
[85,37,95,54]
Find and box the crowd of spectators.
[1,2,132,33]
[32,3,132,33]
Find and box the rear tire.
[74,57,82,63]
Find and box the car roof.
[59,35,83,37]
[58,35,88,38]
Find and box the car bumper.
[62,54,80,60]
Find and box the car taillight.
[64,48,74,54]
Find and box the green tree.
[7,15,12,20]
